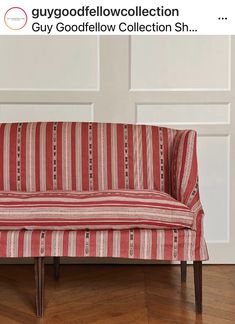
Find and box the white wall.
[0,35,234,263]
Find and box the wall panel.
[131,36,230,90]
[0,36,99,90]
[197,136,230,243]
[0,104,94,122]
[136,104,230,125]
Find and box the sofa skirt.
[0,229,208,261]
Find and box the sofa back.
[0,122,177,193]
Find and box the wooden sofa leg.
[193,261,202,314]
[54,257,60,280]
[34,257,45,317]
[181,261,187,282]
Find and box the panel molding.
[136,103,230,125]
[130,36,231,92]
[0,36,100,92]
[0,104,94,122]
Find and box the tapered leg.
[181,261,187,283]
[193,261,202,314]
[34,257,45,317]
[54,257,60,280]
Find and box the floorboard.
[0,264,234,323]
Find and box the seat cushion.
[0,190,194,230]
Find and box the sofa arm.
[171,130,203,216]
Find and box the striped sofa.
[0,122,208,316]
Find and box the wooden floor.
[0,264,234,323]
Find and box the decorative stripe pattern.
[16,123,22,191]
[52,123,57,190]
[3,124,11,191]
[39,123,47,191]
[0,122,176,193]
[159,127,165,192]
[26,123,36,191]
[124,125,129,189]
[0,190,194,230]
[0,228,208,260]
[171,129,205,232]
[88,123,93,190]
[0,122,208,261]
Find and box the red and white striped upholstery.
[0,190,194,230]
[0,122,176,192]
[0,229,208,261]
[0,122,208,260]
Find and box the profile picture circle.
[4,7,27,30]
